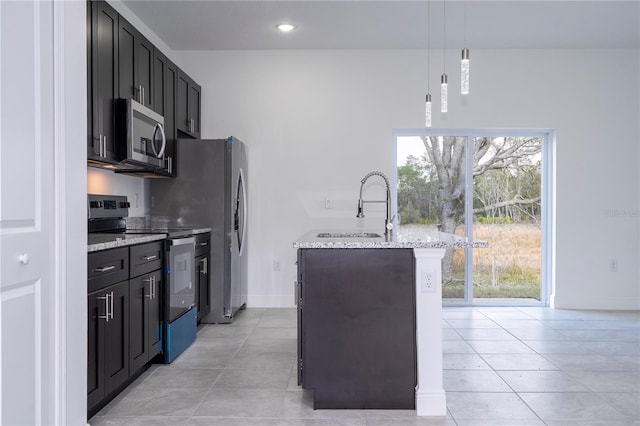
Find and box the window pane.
[397,135,466,300]
[471,136,542,301]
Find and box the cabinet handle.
[109,291,114,320]
[102,135,107,158]
[200,258,208,274]
[143,255,157,261]
[97,294,110,322]
[143,276,153,298]
[93,265,115,273]
[153,276,156,299]
[196,242,208,247]
[168,156,172,173]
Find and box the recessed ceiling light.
[276,23,295,33]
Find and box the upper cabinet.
[88,0,119,165]
[151,48,177,176]
[176,69,201,139]
[87,0,201,174]
[118,18,153,109]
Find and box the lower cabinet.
[297,248,416,409]
[88,241,164,417]
[129,269,162,373]
[87,280,129,412]
[195,232,211,322]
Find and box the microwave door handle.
[152,123,167,159]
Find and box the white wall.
[87,168,149,217]
[174,48,639,310]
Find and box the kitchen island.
[294,230,487,416]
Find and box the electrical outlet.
[324,198,333,209]
[273,260,281,271]
[422,271,436,293]
[609,259,618,272]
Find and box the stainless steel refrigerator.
[150,137,248,323]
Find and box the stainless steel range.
[88,194,197,363]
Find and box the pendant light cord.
[443,0,446,73]
[427,0,430,92]
[464,1,467,47]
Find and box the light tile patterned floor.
[89,307,640,426]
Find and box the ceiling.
[121,0,640,50]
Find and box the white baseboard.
[553,295,640,310]
[415,389,447,417]
[247,293,296,308]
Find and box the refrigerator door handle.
[238,167,247,256]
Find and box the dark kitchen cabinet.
[88,0,119,165]
[87,241,164,417]
[87,280,129,413]
[195,233,211,322]
[118,18,153,109]
[176,69,201,138]
[297,248,416,409]
[87,0,202,174]
[129,269,162,373]
[87,247,129,414]
[129,242,163,372]
[150,48,177,176]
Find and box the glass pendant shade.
[440,74,448,113]
[461,48,470,95]
[425,94,432,127]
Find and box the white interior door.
[1,1,57,423]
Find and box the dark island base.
[298,248,416,409]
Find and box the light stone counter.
[88,228,212,253]
[88,233,168,252]
[293,229,488,249]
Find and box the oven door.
[166,236,196,322]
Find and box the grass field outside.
[400,223,542,300]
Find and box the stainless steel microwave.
[116,99,166,169]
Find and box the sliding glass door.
[395,130,551,305]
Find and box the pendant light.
[461,1,470,95]
[425,0,432,127]
[441,0,448,113]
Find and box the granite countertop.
[88,233,168,252]
[88,227,212,253]
[293,229,489,249]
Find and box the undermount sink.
[316,232,382,238]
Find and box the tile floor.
[89,306,640,426]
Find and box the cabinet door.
[152,49,177,176]
[117,18,136,101]
[129,270,162,374]
[188,82,201,138]
[136,36,154,109]
[176,69,201,138]
[87,290,106,412]
[89,0,119,163]
[176,70,190,135]
[196,254,210,322]
[164,60,177,175]
[104,280,129,396]
[148,270,162,357]
[118,18,153,108]
[128,274,149,373]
